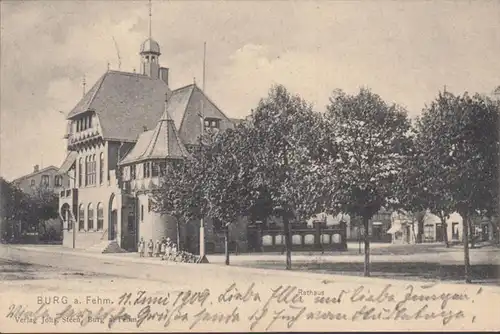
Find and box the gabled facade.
[12,165,68,195]
[57,33,244,252]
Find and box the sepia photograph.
[0,0,499,332]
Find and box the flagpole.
[199,41,208,262]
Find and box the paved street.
[1,243,500,332]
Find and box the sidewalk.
[2,243,499,291]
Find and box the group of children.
[137,237,177,258]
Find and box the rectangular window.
[204,118,220,131]
[151,162,159,177]
[159,162,167,176]
[30,179,36,187]
[141,205,144,221]
[99,153,104,184]
[54,175,62,187]
[424,224,434,241]
[144,162,151,178]
[41,175,50,186]
[131,165,136,180]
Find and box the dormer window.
[204,118,220,131]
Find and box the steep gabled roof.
[67,70,170,142]
[119,103,188,165]
[178,84,235,146]
[65,71,236,146]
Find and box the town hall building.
[57,30,247,253]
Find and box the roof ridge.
[107,70,150,78]
[143,120,164,159]
[194,85,232,122]
[168,114,189,157]
[172,83,195,93]
[11,165,59,182]
[177,85,196,132]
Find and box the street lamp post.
[198,41,208,263]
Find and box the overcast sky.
[1,0,499,181]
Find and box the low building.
[11,165,68,195]
[388,210,467,244]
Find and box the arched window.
[78,204,85,231]
[90,154,96,185]
[85,156,89,186]
[87,203,94,230]
[97,203,104,231]
[78,158,83,186]
[99,153,104,184]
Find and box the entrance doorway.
[482,224,490,242]
[110,209,117,240]
[436,223,444,242]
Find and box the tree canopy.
[324,88,412,276]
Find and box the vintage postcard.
[1,0,499,332]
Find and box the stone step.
[86,240,128,254]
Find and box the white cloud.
[1,1,499,180]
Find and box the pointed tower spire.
[161,91,172,121]
[148,0,152,39]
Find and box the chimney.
[143,125,148,132]
[159,67,169,87]
[33,165,39,172]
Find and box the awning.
[59,151,78,174]
[372,221,383,226]
[387,224,402,234]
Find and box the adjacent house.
[11,165,68,195]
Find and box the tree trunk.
[411,223,417,244]
[469,220,475,249]
[363,216,370,277]
[283,214,292,270]
[461,211,472,283]
[176,219,182,251]
[417,215,424,244]
[224,226,230,266]
[441,217,449,248]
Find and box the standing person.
[138,237,145,257]
[160,237,167,256]
[147,239,154,257]
[154,239,161,257]
[165,237,172,260]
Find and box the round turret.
[140,38,161,55]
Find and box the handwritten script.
[4,282,483,331]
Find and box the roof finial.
[193,77,196,85]
[82,75,86,97]
[148,0,152,39]
[107,61,110,71]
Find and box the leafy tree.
[414,91,499,283]
[324,88,412,277]
[240,85,334,270]
[200,127,254,265]
[151,160,195,251]
[396,133,454,248]
[0,178,59,241]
